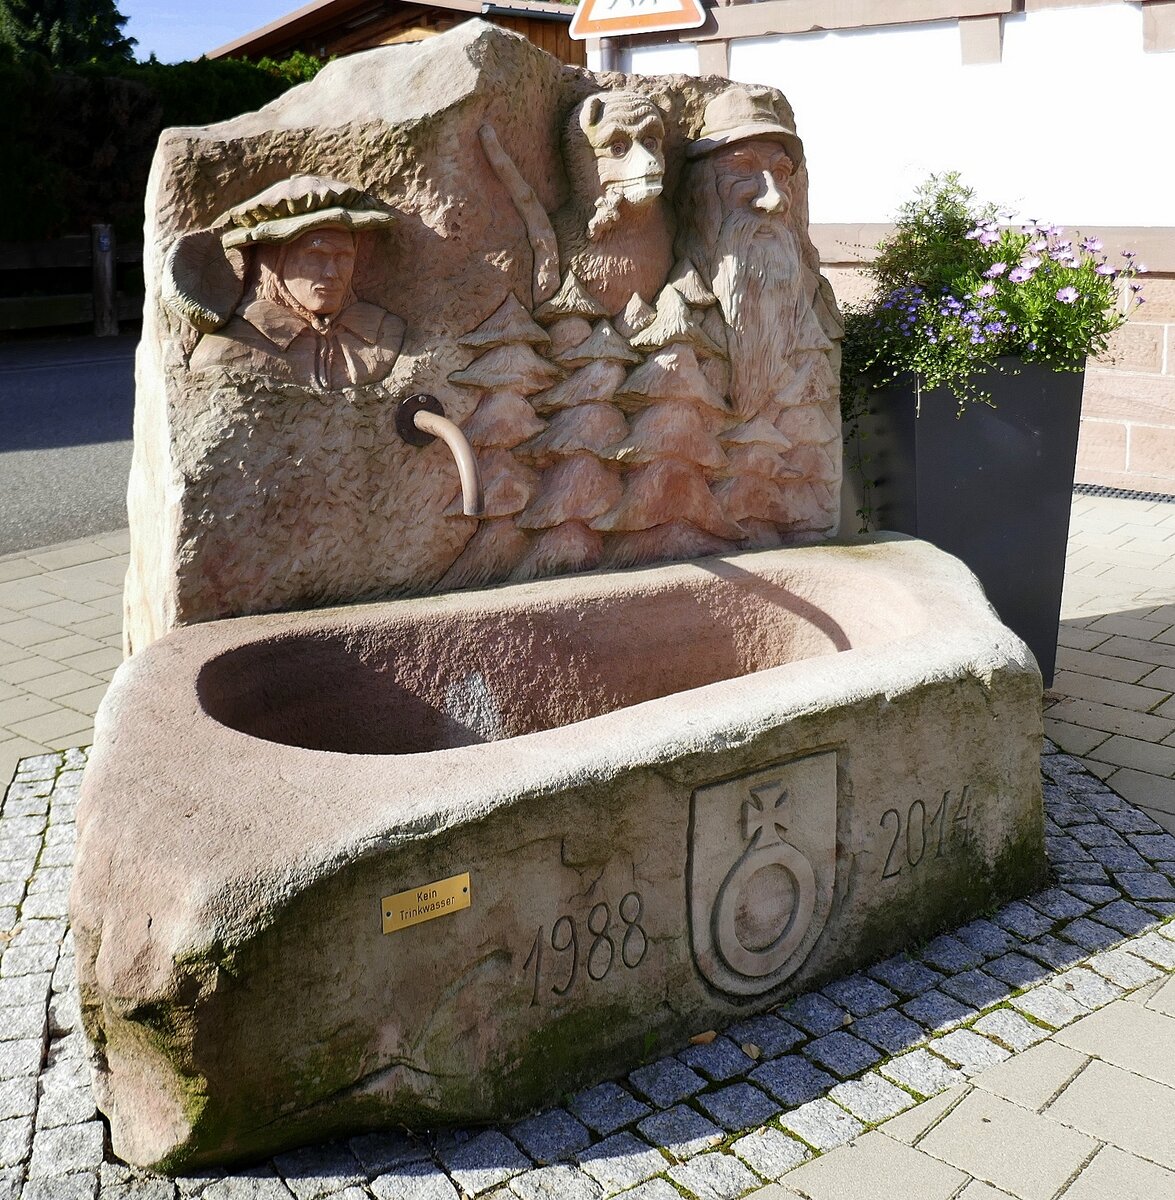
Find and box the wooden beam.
[1144,0,1175,52]
[685,0,1013,43]
[696,38,729,75]
[959,13,1003,63]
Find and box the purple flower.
[1021,255,1042,270]
[965,227,983,240]
[979,231,999,247]
[1029,239,1047,253]
[1008,267,1032,283]
[1122,249,1137,259]
[1056,286,1079,304]
[1081,236,1103,252]
[1095,263,1115,276]
[981,265,1005,280]
[1137,263,1149,274]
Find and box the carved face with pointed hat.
[689,89,801,221]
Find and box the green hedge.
[0,51,323,242]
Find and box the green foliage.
[108,51,325,129]
[841,172,1144,412]
[0,52,326,242]
[0,0,135,66]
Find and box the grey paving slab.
[778,993,847,1037]
[729,1127,809,1179]
[1085,945,1164,988]
[370,1161,459,1200]
[918,1090,1097,1200]
[677,1037,755,1083]
[865,954,944,998]
[574,1131,664,1193]
[879,1086,969,1147]
[666,1151,761,1200]
[970,1040,1088,1112]
[635,1105,721,1161]
[1054,997,1175,1087]
[270,1143,364,1200]
[847,1008,924,1055]
[508,1109,591,1164]
[567,1082,650,1136]
[1060,1143,1175,1200]
[800,1031,880,1079]
[779,1130,965,1200]
[827,1072,916,1123]
[694,1082,780,1133]
[440,1130,529,1196]
[507,1163,603,1200]
[1009,983,1088,1028]
[927,1030,1010,1076]
[819,974,897,1017]
[777,1098,863,1152]
[900,990,974,1033]
[969,1009,1049,1051]
[878,1049,967,1099]
[722,1014,805,1059]
[750,1056,836,1108]
[1045,1058,1175,1169]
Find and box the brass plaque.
[382,872,471,934]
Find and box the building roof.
[207,0,574,59]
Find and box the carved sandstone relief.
[441,82,843,585]
[552,90,674,317]
[125,24,842,650]
[177,175,406,391]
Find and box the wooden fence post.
[91,223,118,337]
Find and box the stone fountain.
[70,23,1046,1172]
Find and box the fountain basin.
[71,536,1046,1170]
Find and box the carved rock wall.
[125,20,842,652]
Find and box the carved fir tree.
[593,282,744,567]
[439,294,559,589]
[512,317,637,580]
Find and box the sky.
[120,0,300,62]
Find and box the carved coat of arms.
[688,753,837,997]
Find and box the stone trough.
[71,536,1046,1170]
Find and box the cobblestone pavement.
[3,742,1174,1199]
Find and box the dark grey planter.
[844,358,1085,686]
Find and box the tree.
[0,0,136,67]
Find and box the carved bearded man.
[676,90,808,417]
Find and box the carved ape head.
[567,90,667,214]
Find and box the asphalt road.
[0,332,137,555]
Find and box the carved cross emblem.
[742,779,789,846]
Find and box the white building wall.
[618,5,1175,227]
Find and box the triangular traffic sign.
[569,0,707,41]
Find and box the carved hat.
[687,88,803,162]
[219,174,396,249]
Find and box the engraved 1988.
[523,891,647,1005]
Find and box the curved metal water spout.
[396,394,485,518]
